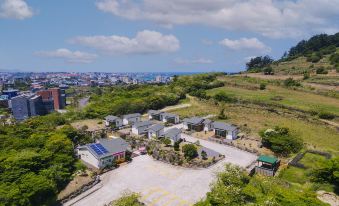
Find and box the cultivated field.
[208,84,339,116]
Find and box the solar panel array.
[90,143,108,155]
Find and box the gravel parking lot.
[67,124,257,206]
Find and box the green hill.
[247,33,339,75]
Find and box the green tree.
[182,144,198,160]
[201,150,207,160]
[163,138,172,146]
[260,126,303,155]
[195,164,327,206]
[174,141,180,151]
[311,157,339,193]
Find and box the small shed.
[255,155,280,176]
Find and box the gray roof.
[203,119,213,124]
[184,117,204,125]
[133,120,153,128]
[161,112,178,118]
[164,128,181,141]
[85,138,129,159]
[148,110,163,115]
[123,113,141,119]
[105,115,120,122]
[212,121,237,131]
[148,123,164,132]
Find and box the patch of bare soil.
[239,73,304,80]
[58,173,94,200]
[317,190,339,206]
[191,131,214,140]
[71,119,105,132]
[304,82,339,91]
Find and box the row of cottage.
[104,110,238,140]
[103,110,180,128]
[77,110,239,169]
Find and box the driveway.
[66,124,257,206]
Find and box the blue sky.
[0,0,338,73]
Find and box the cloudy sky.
[1,0,339,72]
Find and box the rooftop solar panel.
[90,143,108,156]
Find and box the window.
[215,129,227,137]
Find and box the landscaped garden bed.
[146,139,224,168]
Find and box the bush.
[283,78,301,87]
[263,66,273,75]
[307,54,321,63]
[259,83,266,90]
[260,126,303,156]
[174,141,180,151]
[214,92,236,103]
[316,67,328,74]
[318,112,335,120]
[303,72,310,80]
[109,192,143,206]
[201,150,207,160]
[310,157,339,193]
[162,138,172,146]
[182,144,198,160]
[218,108,227,120]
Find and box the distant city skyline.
[1,0,339,72]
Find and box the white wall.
[204,124,212,132]
[78,149,100,169]
[183,122,188,130]
[132,124,149,135]
[148,128,164,138]
[123,117,140,125]
[115,119,123,127]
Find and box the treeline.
[285,33,339,60]
[75,73,224,119]
[0,113,91,205]
[246,56,274,73]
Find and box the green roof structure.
[257,155,278,164]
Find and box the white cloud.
[71,30,180,55]
[219,37,271,53]
[95,0,339,38]
[244,56,256,62]
[0,0,33,19]
[174,58,213,65]
[35,49,97,64]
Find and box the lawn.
[279,167,309,184]
[299,153,327,168]
[207,84,339,116]
[279,152,335,193]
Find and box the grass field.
[172,96,339,153]
[272,56,333,75]
[208,83,339,116]
[279,153,334,193]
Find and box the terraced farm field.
[207,84,339,116]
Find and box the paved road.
[65,125,257,206]
[165,124,257,168]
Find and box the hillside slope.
[247,33,339,75]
